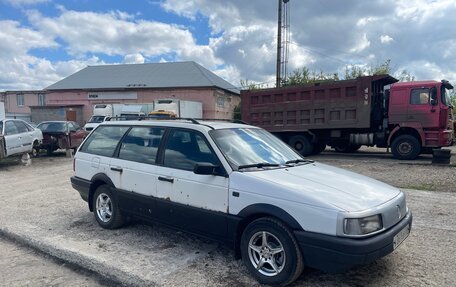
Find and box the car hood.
[230,162,401,212]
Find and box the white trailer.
[84,103,154,131]
[150,99,202,118]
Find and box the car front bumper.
[294,211,412,272]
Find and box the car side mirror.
[430,99,437,106]
[193,162,219,175]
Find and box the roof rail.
[106,116,248,129]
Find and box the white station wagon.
[71,120,412,286]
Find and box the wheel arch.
[88,173,115,212]
[233,204,303,259]
[388,125,424,146]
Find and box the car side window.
[79,126,129,157]
[119,127,164,164]
[163,129,218,171]
[68,122,77,132]
[14,121,29,133]
[5,121,19,135]
[410,88,430,105]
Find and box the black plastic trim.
[70,176,91,202]
[237,203,303,230]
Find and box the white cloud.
[2,0,48,7]
[26,9,222,68]
[123,53,145,64]
[350,34,371,53]
[380,35,394,44]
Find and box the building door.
[66,110,76,122]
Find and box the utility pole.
[276,0,290,88]
[276,0,283,88]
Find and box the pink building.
[1,61,240,125]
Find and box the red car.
[37,121,88,154]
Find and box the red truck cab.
[387,80,454,158]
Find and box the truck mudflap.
[0,135,6,159]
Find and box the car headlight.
[344,214,383,235]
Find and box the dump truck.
[241,75,454,160]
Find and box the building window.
[17,94,25,106]
[38,94,46,106]
[217,96,225,108]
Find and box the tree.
[450,90,456,117]
[233,103,242,121]
[397,69,415,82]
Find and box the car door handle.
[110,167,123,172]
[158,176,174,183]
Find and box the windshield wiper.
[238,162,280,170]
[285,159,314,165]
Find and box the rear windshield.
[88,116,106,123]
[37,122,66,132]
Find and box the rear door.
[155,128,229,239]
[114,126,165,218]
[13,120,34,153]
[4,120,22,156]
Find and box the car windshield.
[210,128,304,170]
[37,122,66,132]
[88,116,106,123]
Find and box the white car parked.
[0,119,43,159]
[71,120,412,286]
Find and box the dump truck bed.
[241,75,397,132]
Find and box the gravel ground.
[0,149,455,286]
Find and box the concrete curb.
[0,227,156,287]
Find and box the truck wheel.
[289,135,313,156]
[391,135,421,160]
[93,185,125,229]
[241,218,304,286]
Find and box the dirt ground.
[0,148,455,286]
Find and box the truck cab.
[387,80,454,158]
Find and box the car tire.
[93,185,125,229]
[391,135,421,160]
[241,217,304,286]
[32,141,40,157]
[288,135,313,156]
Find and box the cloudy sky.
[0,0,455,91]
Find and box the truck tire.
[289,135,313,156]
[391,135,421,160]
